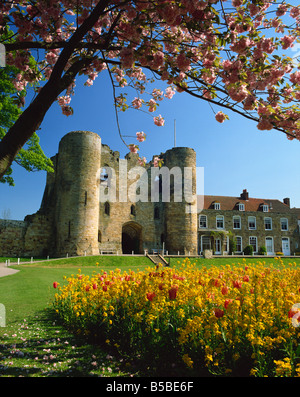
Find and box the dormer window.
[263,204,269,212]
[214,202,220,210]
[238,203,245,211]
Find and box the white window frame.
[238,203,245,211]
[281,218,288,231]
[263,204,269,212]
[264,217,272,230]
[216,215,224,229]
[233,215,241,229]
[248,216,256,230]
[214,203,220,210]
[199,215,207,228]
[236,236,242,253]
[249,236,257,253]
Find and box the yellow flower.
[182,354,193,368]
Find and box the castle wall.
[0,220,26,257]
[0,214,53,257]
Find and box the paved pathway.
[0,262,19,278]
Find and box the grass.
[1,255,300,377]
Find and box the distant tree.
[0,0,300,181]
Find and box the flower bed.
[52,258,300,376]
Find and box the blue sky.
[1,63,300,220]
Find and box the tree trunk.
[0,80,63,179]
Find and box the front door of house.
[282,238,290,256]
[215,238,221,255]
[265,237,274,255]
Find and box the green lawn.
[1,255,300,377]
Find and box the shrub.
[258,246,267,255]
[243,245,253,255]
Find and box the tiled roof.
[197,194,292,213]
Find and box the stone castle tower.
[0,130,198,258]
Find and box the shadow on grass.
[0,310,135,377]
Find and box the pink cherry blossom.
[154,115,165,127]
[136,132,146,142]
[165,86,176,99]
[128,144,139,153]
[290,71,300,85]
[281,35,295,50]
[153,156,161,167]
[132,97,143,109]
[215,111,227,123]
[138,157,147,166]
[175,53,191,72]
[228,85,249,103]
[257,118,273,131]
[148,99,157,112]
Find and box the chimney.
[240,189,249,201]
[283,198,290,207]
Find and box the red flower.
[168,285,178,300]
[221,286,229,295]
[102,285,108,292]
[85,285,90,291]
[224,299,233,309]
[243,275,250,282]
[232,280,242,289]
[214,278,221,287]
[147,292,156,302]
[288,309,298,318]
[93,283,97,290]
[214,308,224,318]
[53,282,58,288]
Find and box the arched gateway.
[122,222,142,254]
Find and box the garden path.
[0,262,19,277]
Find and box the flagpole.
[174,119,176,147]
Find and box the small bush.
[243,245,253,255]
[258,246,267,255]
